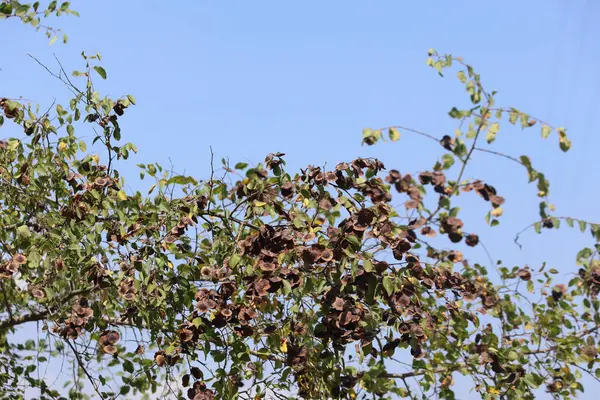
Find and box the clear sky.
[2,1,600,398]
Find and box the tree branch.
[358,364,465,380]
[0,286,95,331]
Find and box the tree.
[1,3,599,399]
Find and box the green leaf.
[523,373,539,388]
[577,248,593,263]
[448,107,461,118]
[580,220,587,233]
[346,234,361,249]
[388,127,400,142]
[17,225,31,239]
[439,196,450,209]
[0,3,13,15]
[123,360,134,374]
[382,276,394,296]
[212,351,226,363]
[519,155,536,182]
[272,164,281,176]
[559,131,571,152]
[93,66,107,79]
[527,280,534,293]
[147,164,157,176]
[168,175,198,186]
[15,4,30,16]
[282,279,292,295]
[229,254,241,268]
[541,125,551,139]
[442,153,454,169]
[486,122,500,144]
[192,317,203,328]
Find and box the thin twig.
[456,112,487,185]
[473,147,523,166]
[28,54,79,97]
[207,146,215,213]
[514,216,598,247]
[374,125,440,143]
[65,339,105,399]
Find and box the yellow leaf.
[487,387,500,395]
[58,142,67,151]
[280,339,288,353]
[91,154,99,164]
[491,207,503,217]
[389,127,400,142]
[117,191,127,201]
[167,261,173,269]
[254,200,267,207]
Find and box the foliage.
[0,0,77,44]
[2,4,600,400]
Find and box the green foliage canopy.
[1,3,599,399]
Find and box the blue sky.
[3,0,600,398]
